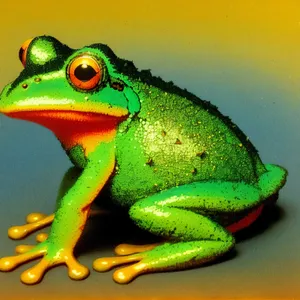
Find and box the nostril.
[22,83,28,89]
[34,78,41,83]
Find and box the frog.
[0,35,287,285]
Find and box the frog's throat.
[7,110,126,153]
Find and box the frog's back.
[101,62,266,207]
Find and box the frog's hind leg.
[94,211,234,284]
[94,181,262,283]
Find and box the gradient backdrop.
[0,0,299,299]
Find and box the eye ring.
[68,55,103,90]
[19,38,33,67]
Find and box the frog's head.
[0,35,140,137]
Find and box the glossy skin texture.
[0,36,287,284]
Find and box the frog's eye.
[19,38,33,67]
[68,56,103,90]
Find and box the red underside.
[226,204,264,233]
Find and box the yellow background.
[1,0,300,103]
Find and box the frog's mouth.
[7,109,125,124]
[6,109,127,150]
[2,95,129,133]
[7,109,126,131]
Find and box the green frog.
[0,36,287,285]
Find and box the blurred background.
[0,0,299,299]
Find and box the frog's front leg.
[8,167,109,244]
[7,166,82,241]
[0,141,115,284]
[94,181,263,284]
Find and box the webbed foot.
[8,213,54,240]
[0,241,89,284]
[93,246,152,284]
[8,209,109,241]
[94,243,162,283]
[15,233,49,254]
[114,243,161,255]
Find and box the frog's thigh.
[128,181,261,245]
[130,196,235,251]
[156,180,262,213]
[128,182,243,248]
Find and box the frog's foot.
[26,212,48,224]
[0,241,89,284]
[36,232,48,243]
[15,244,36,254]
[114,243,162,256]
[8,213,54,240]
[8,209,108,241]
[94,238,233,284]
[15,233,49,254]
[93,243,163,283]
[93,251,146,283]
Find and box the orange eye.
[19,38,33,67]
[68,56,103,90]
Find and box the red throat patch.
[8,110,124,154]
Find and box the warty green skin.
[0,36,288,284]
[107,81,266,206]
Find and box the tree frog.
[0,36,287,285]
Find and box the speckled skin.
[0,36,288,284]
[107,82,266,206]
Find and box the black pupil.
[74,64,97,81]
[19,47,24,62]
